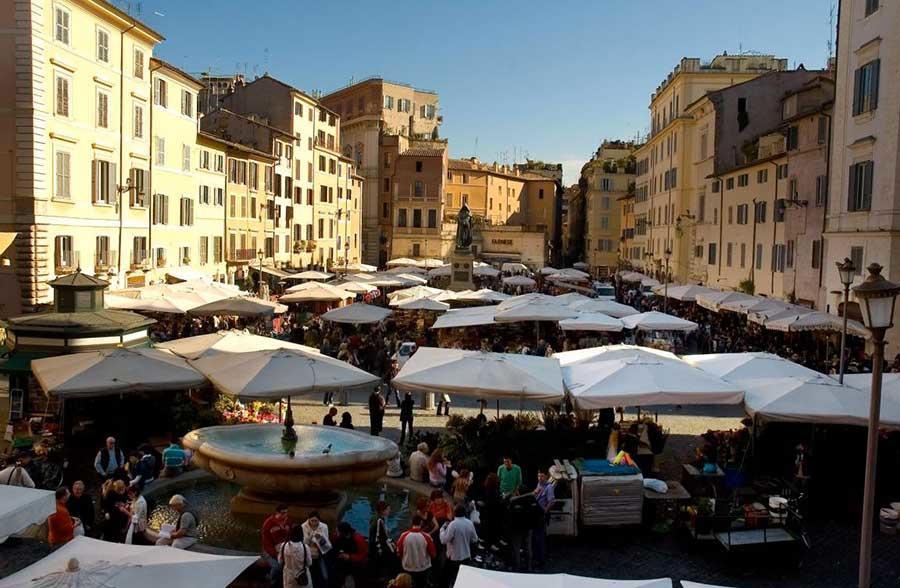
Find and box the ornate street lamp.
[852,263,900,588]
[836,257,856,384]
[664,248,672,315]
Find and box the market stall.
[0,486,55,543]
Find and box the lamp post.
[836,257,856,384]
[257,249,264,297]
[664,248,672,315]
[852,263,900,588]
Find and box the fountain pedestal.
[231,489,348,527]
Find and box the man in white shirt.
[397,515,436,588]
[439,504,479,587]
[0,452,36,488]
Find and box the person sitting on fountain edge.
[323,406,338,427]
[262,504,293,586]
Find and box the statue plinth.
[449,247,475,292]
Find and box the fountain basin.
[183,424,399,500]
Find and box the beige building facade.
[321,78,441,266]
[0,0,164,305]
[632,54,788,282]
[580,142,635,277]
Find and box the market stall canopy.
[285,270,333,281]
[345,262,377,272]
[558,312,624,332]
[392,347,565,401]
[498,293,559,309]
[418,258,445,268]
[684,352,821,381]
[725,296,788,315]
[106,294,191,314]
[556,268,591,280]
[457,288,511,304]
[473,265,500,278]
[431,290,460,302]
[331,281,376,294]
[619,271,647,283]
[539,266,561,275]
[501,262,531,274]
[641,277,661,288]
[556,347,743,410]
[0,486,55,543]
[192,348,380,398]
[280,283,354,303]
[494,299,578,323]
[164,267,208,283]
[554,292,594,306]
[427,264,451,278]
[343,273,378,282]
[763,311,869,337]
[388,285,445,302]
[570,299,640,318]
[695,290,756,312]
[842,373,900,425]
[0,535,257,588]
[572,261,589,270]
[747,303,814,325]
[188,296,286,317]
[386,258,418,266]
[321,302,392,324]
[554,344,680,367]
[385,265,427,275]
[651,284,715,302]
[31,348,207,398]
[430,305,497,329]
[366,276,406,288]
[393,273,429,285]
[157,329,319,360]
[741,374,900,427]
[454,566,672,588]
[395,297,450,312]
[621,311,698,332]
[501,275,536,288]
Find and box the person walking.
[368,387,385,436]
[396,516,436,588]
[278,524,312,588]
[301,511,331,588]
[262,505,293,586]
[439,504,479,588]
[399,392,414,445]
[531,469,555,567]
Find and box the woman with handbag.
[368,501,397,583]
[278,524,312,588]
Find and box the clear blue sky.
[135,0,834,185]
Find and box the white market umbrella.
[388,285,445,302]
[730,297,789,316]
[285,270,333,281]
[641,277,661,288]
[764,311,869,338]
[456,288,511,304]
[431,290,460,302]
[392,347,565,402]
[385,266,427,275]
[344,262,377,273]
[619,271,647,283]
[650,284,715,302]
[105,295,190,314]
[842,373,900,426]
[417,258,445,269]
[192,348,380,399]
[367,276,405,288]
[396,297,450,312]
[570,299,640,318]
[188,296,284,317]
[747,303,812,325]
[333,281,376,294]
[554,292,594,306]
[497,293,559,310]
[502,275,536,288]
[157,329,319,360]
[741,375,900,427]
[558,348,743,410]
[428,265,451,278]
[554,344,681,367]
[430,305,497,329]
[573,261,590,270]
[0,486,55,543]
[559,312,624,332]
[557,268,592,280]
[321,302,392,324]
[31,348,207,398]
[280,283,354,303]
[473,265,500,278]
[386,258,418,267]
[684,352,821,381]
[539,266,561,275]
[621,311,698,332]
[394,273,429,285]
[494,299,577,323]
[343,273,378,282]
[501,262,530,274]
[454,566,672,588]
[0,535,256,588]
[696,290,756,312]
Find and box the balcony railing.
[229,248,257,261]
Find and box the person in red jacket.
[261,504,292,586]
[331,521,368,587]
[48,487,76,546]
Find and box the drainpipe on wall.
[750,197,758,285]
[118,21,137,283]
[716,175,724,275]
[818,110,833,291]
[770,161,780,296]
[148,60,163,277]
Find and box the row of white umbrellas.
[106,279,287,316]
[456,565,729,588]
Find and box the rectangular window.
[213,236,223,263]
[55,235,74,269]
[853,59,880,116]
[787,126,799,151]
[756,243,764,270]
[726,242,733,267]
[198,185,210,205]
[152,193,169,225]
[817,116,827,145]
[318,218,325,238]
[215,154,224,173]
[181,90,193,117]
[786,240,795,268]
[199,236,209,265]
[55,6,70,44]
[92,160,117,205]
[133,103,144,138]
[776,164,789,179]
[95,235,110,267]
[848,160,874,211]
[427,209,437,228]
[96,28,109,63]
[815,175,828,207]
[129,167,148,207]
[96,90,109,128]
[757,169,768,184]
[214,188,224,206]
[740,243,747,268]
[155,136,165,166]
[412,209,422,228]
[133,236,148,265]
[851,246,864,275]
[736,204,748,225]
[738,174,748,187]
[55,151,71,200]
[707,243,717,265]
[153,78,167,108]
[199,151,210,171]
[711,180,720,193]
[134,48,144,79]
[55,73,70,117]
[180,197,194,226]
[754,201,767,223]
[726,177,734,190]
[181,144,191,172]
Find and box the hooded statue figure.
[456,203,473,249]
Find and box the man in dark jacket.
[66,481,95,536]
[399,392,414,445]
[94,437,125,480]
[368,387,385,436]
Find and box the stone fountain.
[183,423,398,524]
